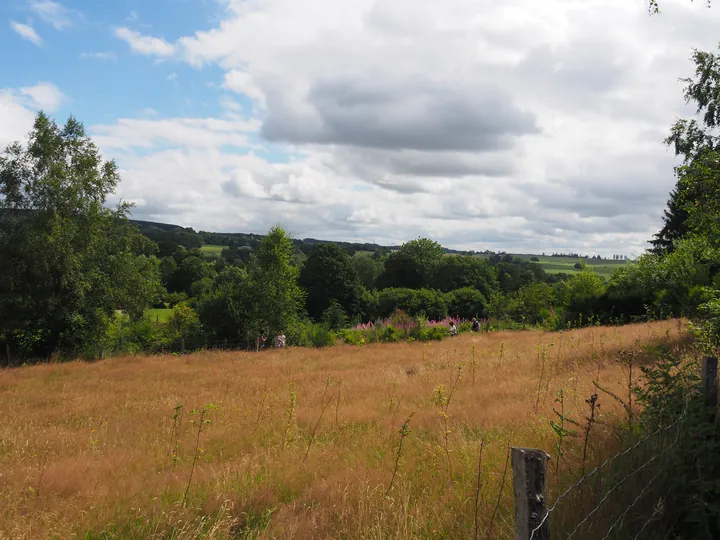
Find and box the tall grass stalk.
[281,383,297,450]
[439,363,463,483]
[386,414,413,496]
[168,403,183,471]
[181,403,216,507]
[486,444,510,540]
[303,377,334,464]
[473,440,485,540]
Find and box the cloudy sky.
[0,0,717,255]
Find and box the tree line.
[2,41,720,361]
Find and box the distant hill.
[0,212,624,260]
[128,219,477,256]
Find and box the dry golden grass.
[0,320,690,539]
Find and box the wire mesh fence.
[515,357,716,540]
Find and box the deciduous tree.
[0,112,161,359]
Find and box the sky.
[0,0,718,256]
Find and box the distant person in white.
[276,332,286,348]
[449,323,457,337]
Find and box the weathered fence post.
[5,343,10,366]
[180,338,185,355]
[701,356,718,411]
[512,447,550,540]
[97,345,103,361]
[223,338,228,350]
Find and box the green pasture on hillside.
[147,308,172,323]
[200,244,225,257]
[476,254,628,279]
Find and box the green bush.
[104,313,174,355]
[377,325,403,343]
[289,321,336,348]
[341,329,366,346]
[445,287,487,319]
[417,325,449,341]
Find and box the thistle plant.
[578,393,600,476]
[549,389,576,497]
[386,413,413,496]
[169,403,183,471]
[534,341,552,412]
[334,379,341,426]
[593,348,637,424]
[436,363,463,482]
[182,403,216,507]
[471,344,477,388]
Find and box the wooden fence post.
[5,343,10,366]
[512,447,550,540]
[223,338,228,350]
[180,338,185,355]
[701,356,718,411]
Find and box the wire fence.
[515,356,717,540]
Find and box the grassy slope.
[0,321,687,539]
[146,308,172,323]
[200,245,224,257]
[475,253,628,278]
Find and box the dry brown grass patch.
[0,320,691,538]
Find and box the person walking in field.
[449,322,457,337]
[276,332,286,348]
[472,318,480,332]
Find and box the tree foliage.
[299,243,360,321]
[0,112,161,359]
[654,46,720,252]
[245,225,304,337]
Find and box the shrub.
[377,325,403,343]
[322,299,349,331]
[445,287,487,319]
[417,325,449,341]
[341,329,366,346]
[289,321,336,348]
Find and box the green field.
[476,254,628,278]
[146,308,172,323]
[200,244,225,257]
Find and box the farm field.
[0,320,688,539]
[147,308,173,323]
[477,254,629,278]
[200,244,225,257]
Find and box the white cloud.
[80,51,117,61]
[0,92,38,150]
[19,82,64,111]
[218,96,243,113]
[92,117,260,151]
[10,21,42,46]
[223,70,266,107]
[114,27,175,57]
[86,0,720,254]
[0,83,65,149]
[28,0,73,30]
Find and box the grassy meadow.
[200,245,225,258]
[0,320,689,539]
[477,254,628,279]
[147,308,173,324]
